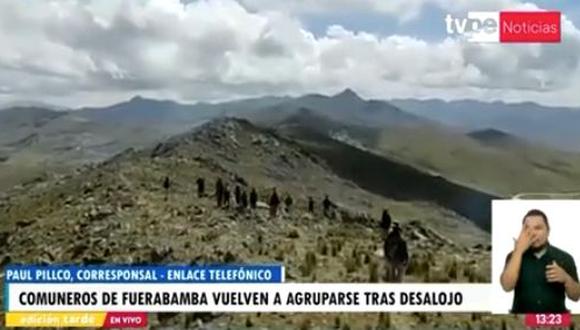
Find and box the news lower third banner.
[3,264,493,327]
[4,264,284,283]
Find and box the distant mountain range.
[4,91,579,152]
[2,90,580,194]
[0,101,68,111]
[390,99,580,152]
[272,108,580,196]
[245,89,427,130]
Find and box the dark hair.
[522,209,550,231]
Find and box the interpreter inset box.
[491,200,580,314]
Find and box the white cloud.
[0,0,579,108]
[239,0,524,21]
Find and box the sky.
[0,0,579,108]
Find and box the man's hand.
[514,227,534,253]
[546,261,571,284]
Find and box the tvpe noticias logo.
[445,11,561,43]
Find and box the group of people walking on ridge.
[162,175,339,219]
[163,175,409,282]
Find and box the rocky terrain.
[1,118,578,329]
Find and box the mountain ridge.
[390,98,580,152]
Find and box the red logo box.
[500,11,561,43]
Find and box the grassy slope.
[364,125,580,197]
